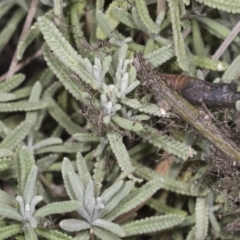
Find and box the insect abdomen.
[160,73,240,107]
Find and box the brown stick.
[5,0,39,80]
[0,49,42,82]
[204,20,240,77]
[134,57,240,163]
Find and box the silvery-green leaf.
[93,227,121,240]
[0,202,22,221]
[60,219,91,232]
[101,181,123,204]
[34,201,81,217]
[62,158,76,200]
[30,196,43,215]
[125,81,140,94]
[0,189,16,205]
[33,137,62,150]
[23,166,38,205]
[0,148,13,158]
[68,171,84,203]
[23,225,38,240]
[92,219,125,237]
[76,152,92,187]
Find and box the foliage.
[0,0,240,239]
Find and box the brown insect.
[159,73,240,107]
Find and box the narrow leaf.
[92,219,125,237]
[94,227,121,240]
[122,214,184,236]
[195,197,209,240]
[37,16,97,90]
[107,132,139,182]
[105,177,163,221]
[196,0,240,13]
[76,152,92,187]
[46,97,84,135]
[34,201,81,217]
[60,219,91,232]
[168,0,188,71]
[35,227,75,240]
[0,74,25,93]
[0,224,21,240]
[0,202,22,221]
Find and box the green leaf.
[0,224,21,240]
[0,93,16,102]
[148,198,188,216]
[70,2,86,54]
[143,126,191,160]
[37,154,58,172]
[34,201,81,217]
[24,226,38,240]
[73,133,100,143]
[0,156,12,171]
[92,219,125,237]
[135,0,160,34]
[93,157,107,195]
[186,226,196,240]
[0,202,22,221]
[0,121,32,150]
[96,10,116,39]
[35,142,91,154]
[17,23,40,60]
[195,197,208,240]
[196,17,240,42]
[167,0,189,71]
[107,132,139,182]
[43,81,61,99]
[113,7,138,29]
[37,16,98,90]
[68,171,84,202]
[93,226,121,240]
[0,189,17,206]
[25,81,43,125]
[16,146,35,195]
[127,159,159,181]
[134,161,209,196]
[112,115,143,132]
[0,8,25,52]
[0,3,15,20]
[75,230,89,240]
[96,0,129,39]
[46,97,84,135]
[38,67,54,89]
[60,219,91,232]
[35,227,75,240]
[23,166,38,204]
[193,55,229,71]
[33,137,62,151]
[12,86,32,100]
[101,181,123,204]
[222,55,240,83]
[76,152,92,187]
[120,98,170,117]
[0,74,25,93]
[42,45,90,103]
[61,158,76,201]
[122,214,184,236]
[0,101,46,112]
[105,177,163,221]
[145,44,175,67]
[100,181,134,218]
[192,20,205,56]
[195,0,240,13]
